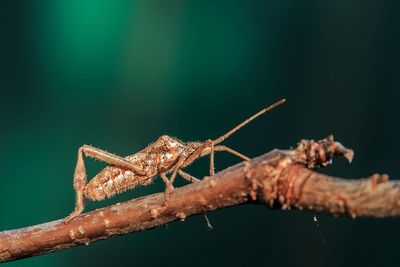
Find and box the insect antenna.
[213,98,286,145]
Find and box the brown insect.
[64,99,286,222]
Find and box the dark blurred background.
[1,1,399,266]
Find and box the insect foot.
[163,183,175,204]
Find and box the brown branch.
[0,136,398,263]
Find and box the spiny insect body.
[85,136,201,201]
[65,99,286,223]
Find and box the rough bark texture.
[0,137,397,263]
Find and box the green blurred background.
[1,1,399,266]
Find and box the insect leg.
[210,140,215,176]
[64,145,146,223]
[64,147,88,223]
[178,170,200,183]
[214,145,250,161]
[183,140,249,177]
[169,156,185,185]
[78,145,146,175]
[182,139,213,167]
[160,172,173,202]
[160,156,186,202]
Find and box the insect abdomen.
[84,166,155,201]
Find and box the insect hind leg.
[64,147,87,223]
[64,145,147,223]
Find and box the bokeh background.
[1,1,399,266]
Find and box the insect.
[64,99,286,222]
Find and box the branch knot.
[293,135,354,169]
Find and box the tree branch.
[0,136,397,263]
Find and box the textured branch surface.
[0,137,398,263]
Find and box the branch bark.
[0,136,397,263]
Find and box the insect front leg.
[210,140,215,175]
[213,145,250,161]
[64,145,146,223]
[178,170,200,183]
[183,140,250,177]
[183,139,216,176]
